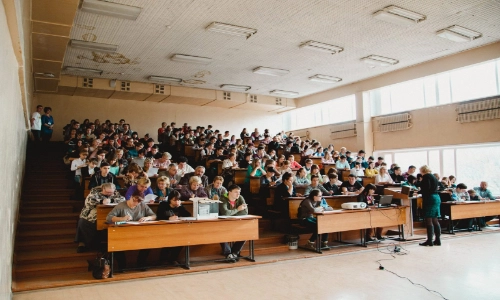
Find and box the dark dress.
[420,173,441,218]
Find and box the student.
[390,167,404,183]
[304,175,332,196]
[402,175,418,190]
[153,176,171,202]
[40,107,54,143]
[294,167,310,186]
[88,162,116,189]
[245,159,267,184]
[75,183,125,253]
[350,162,364,178]
[452,183,470,202]
[205,176,228,199]
[299,189,333,250]
[274,172,301,214]
[180,176,208,200]
[323,173,341,195]
[340,174,364,195]
[219,185,248,262]
[335,155,350,170]
[30,105,43,143]
[125,177,155,201]
[71,151,88,184]
[468,189,480,201]
[364,161,379,177]
[156,190,191,265]
[106,192,156,271]
[375,166,394,185]
[474,181,495,200]
[180,166,209,187]
[357,184,384,241]
[306,164,324,184]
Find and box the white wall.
[0,1,28,298]
[34,93,285,141]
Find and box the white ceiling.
[61,0,500,99]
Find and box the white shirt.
[177,163,195,177]
[71,158,87,176]
[32,112,42,130]
[350,168,364,177]
[375,173,393,184]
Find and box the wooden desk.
[313,206,407,252]
[323,163,336,174]
[96,202,193,230]
[291,153,302,164]
[441,200,500,234]
[184,145,195,158]
[234,168,247,185]
[286,195,358,220]
[250,176,261,194]
[361,177,375,186]
[107,216,261,274]
[310,157,322,166]
[194,149,202,162]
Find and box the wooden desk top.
[441,200,500,205]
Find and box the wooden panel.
[32,0,79,25]
[250,176,260,194]
[108,218,260,251]
[449,201,500,219]
[74,88,115,98]
[34,77,59,92]
[234,169,247,185]
[184,145,195,157]
[109,91,151,101]
[144,94,169,102]
[316,207,406,234]
[323,163,336,174]
[33,59,62,78]
[57,85,76,96]
[32,33,68,61]
[310,157,322,166]
[32,21,71,36]
[362,177,375,186]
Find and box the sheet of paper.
[178,217,196,221]
[144,194,157,202]
[147,167,159,177]
[125,221,141,225]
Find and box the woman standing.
[299,189,333,250]
[419,165,441,246]
[40,107,54,143]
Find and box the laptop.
[401,186,414,197]
[378,195,394,207]
[439,192,452,202]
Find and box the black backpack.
[87,253,110,279]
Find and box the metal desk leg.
[250,240,255,261]
[316,234,322,254]
[400,225,405,240]
[450,218,454,234]
[183,246,190,270]
[361,229,366,247]
[110,252,114,278]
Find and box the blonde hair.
[156,176,170,186]
[420,165,432,174]
[162,152,172,159]
[189,176,202,185]
[213,176,224,183]
[137,177,151,187]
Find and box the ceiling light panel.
[80,0,142,20]
[361,55,399,67]
[148,76,182,83]
[171,54,213,65]
[309,74,342,83]
[270,90,299,96]
[220,84,251,91]
[253,67,290,76]
[436,25,482,42]
[65,66,103,75]
[373,5,426,26]
[299,40,343,54]
[206,22,257,39]
[70,39,118,53]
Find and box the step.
[20,205,75,214]
[14,259,90,279]
[17,219,78,230]
[15,237,74,250]
[20,200,79,207]
[19,212,80,222]
[22,195,74,201]
[15,247,92,265]
[16,228,76,241]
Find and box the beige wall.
[373,103,500,151]
[0,0,28,298]
[296,125,359,151]
[34,93,285,141]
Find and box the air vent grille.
[223,92,231,100]
[250,95,257,103]
[155,84,165,94]
[121,81,131,91]
[83,78,93,88]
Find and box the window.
[285,94,356,131]
[370,58,500,116]
[375,143,500,195]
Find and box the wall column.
[355,91,374,155]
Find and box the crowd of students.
[48,111,496,270]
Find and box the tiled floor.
[13,232,500,300]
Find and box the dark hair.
[328,173,338,179]
[167,190,181,204]
[227,184,241,192]
[393,166,401,171]
[378,157,384,160]
[407,175,416,184]
[43,107,52,113]
[147,138,154,143]
[457,183,467,190]
[178,156,188,163]
[282,172,293,182]
[358,150,365,154]
[348,174,356,178]
[362,184,377,196]
[307,189,322,200]
[310,175,319,180]
[100,162,110,168]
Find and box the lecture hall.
[3,0,500,299]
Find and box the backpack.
[87,253,110,279]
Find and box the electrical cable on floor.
[375,243,449,300]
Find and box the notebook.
[378,195,393,207]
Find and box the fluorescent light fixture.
[206,22,257,39]
[253,67,289,76]
[34,72,55,78]
[65,66,103,75]
[373,5,426,26]
[308,74,342,83]
[436,25,482,42]
[270,90,299,96]
[148,76,182,83]
[220,84,251,92]
[70,39,118,53]
[299,40,343,54]
[80,0,142,20]
[361,55,399,67]
[171,54,212,65]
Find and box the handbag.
[87,253,111,279]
